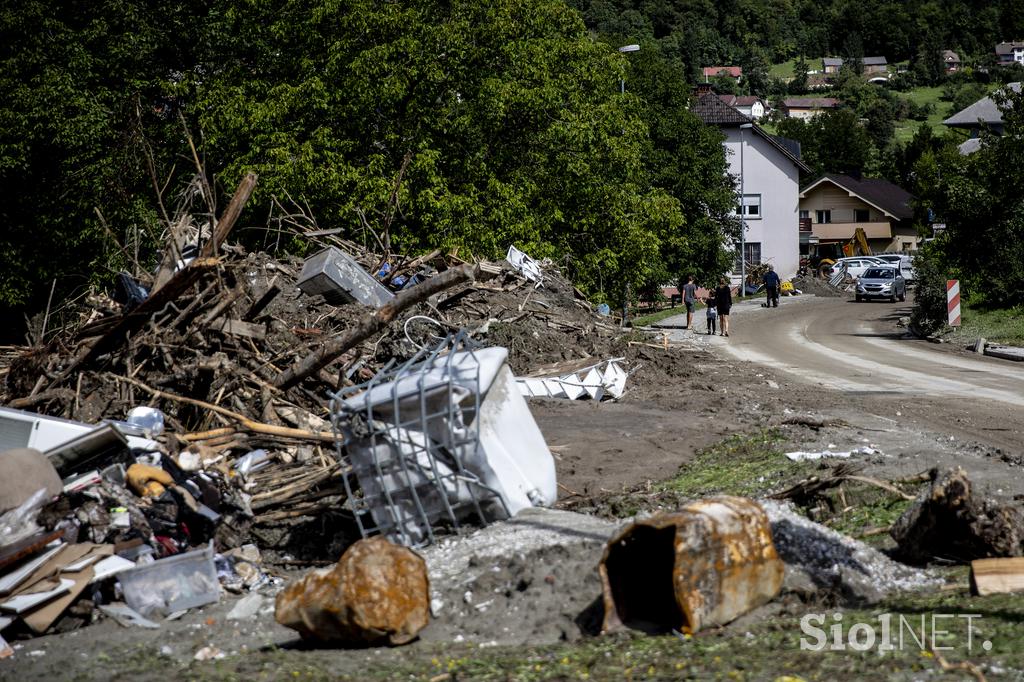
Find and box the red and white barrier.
[947,279,961,326]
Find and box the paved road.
[723,294,1024,408]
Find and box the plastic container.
[116,542,220,615]
[126,406,165,437]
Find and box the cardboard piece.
[0,543,114,633]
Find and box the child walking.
[704,290,718,335]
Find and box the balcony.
[811,221,892,241]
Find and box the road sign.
[947,279,961,326]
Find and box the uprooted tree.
[0,0,739,336]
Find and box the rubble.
[761,500,942,603]
[275,536,430,645]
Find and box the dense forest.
[2,0,1023,333]
[569,0,1024,77]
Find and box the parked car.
[829,256,886,279]
[855,266,906,302]
[873,254,915,282]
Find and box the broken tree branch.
[202,172,258,258]
[273,262,487,390]
[106,373,337,443]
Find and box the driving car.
[855,266,906,302]
[829,256,886,279]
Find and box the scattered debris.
[297,246,395,308]
[275,536,429,645]
[517,357,631,401]
[505,245,543,284]
[985,343,1024,362]
[98,603,161,629]
[599,497,784,634]
[891,467,1024,564]
[970,557,1024,596]
[784,445,881,461]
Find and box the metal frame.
[330,331,510,547]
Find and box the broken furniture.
[333,333,557,547]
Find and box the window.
[816,210,831,224]
[734,242,762,270]
[854,208,869,222]
[799,210,809,219]
[736,194,761,219]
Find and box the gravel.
[760,499,942,603]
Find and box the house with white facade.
[693,87,811,280]
[717,94,768,120]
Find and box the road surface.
[725,294,1024,408]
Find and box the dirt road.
[726,295,1024,406]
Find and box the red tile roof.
[703,66,743,79]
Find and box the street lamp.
[618,44,640,94]
[738,122,753,298]
[617,44,640,324]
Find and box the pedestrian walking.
[715,277,733,337]
[763,264,780,308]
[682,275,698,329]
[703,289,718,335]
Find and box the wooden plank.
[971,557,1024,596]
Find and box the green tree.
[789,55,810,94]
[913,88,1024,309]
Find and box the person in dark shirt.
[682,274,698,329]
[763,264,781,308]
[715,277,733,337]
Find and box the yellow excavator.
[812,227,872,277]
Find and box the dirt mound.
[790,275,845,298]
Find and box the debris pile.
[0,173,647,649]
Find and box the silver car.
[855,266,906,302]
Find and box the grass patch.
[770,57,802,79]
[943,301,1024,346]
[184,589,1024,681]
[660,428,812,498]
[631,305,688,327]
[893,86,951,143]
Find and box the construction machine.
[804,227,872,276]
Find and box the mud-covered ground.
[7,295,1024,681]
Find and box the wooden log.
[970,557,1024,596]
[201,172,258,258]
[273,263,486,390]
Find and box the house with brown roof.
[799,174,918,254]
[995,42,1024,66]
[821,56,888,79]
[782,97,841,120]
[692,87,811,279]
[702,66,743,82]
[717,94,767,120]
